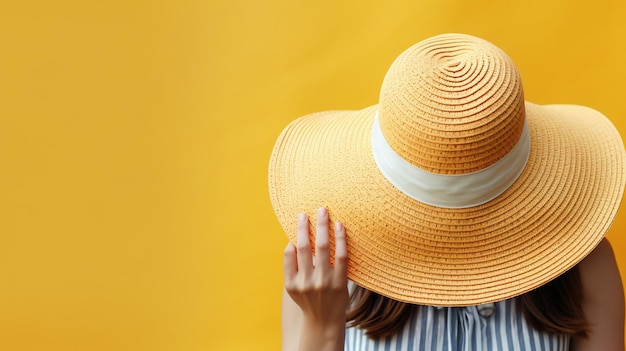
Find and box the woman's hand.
[283,207,348,351]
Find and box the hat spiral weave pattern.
[379,35,525,174]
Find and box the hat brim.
[268,102,625,306]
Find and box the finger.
[333,222,348,278]
[315,207,331,269]
[283,242,298,283]
[296,212,313,275]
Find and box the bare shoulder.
[571,238,625,351]
[578,238,623,294]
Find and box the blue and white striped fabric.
[345,298,570,351]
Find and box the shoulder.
[578,238,622,293]
[571,238,625,350]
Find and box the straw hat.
[268,33,626,306]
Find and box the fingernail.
[298,213,306,222]
[318,207,327,216]
[335,222,343,231]
[284,242,294,252]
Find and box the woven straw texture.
[268,33,626,306]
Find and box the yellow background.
[1,0,626,350]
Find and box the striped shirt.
[345,298,570,351]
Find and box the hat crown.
[378,33,525,174]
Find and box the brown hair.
[346,266,587,339]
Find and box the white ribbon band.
[371,113,530,208]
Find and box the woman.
[281,209,624,350]
[269,34,626,350]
